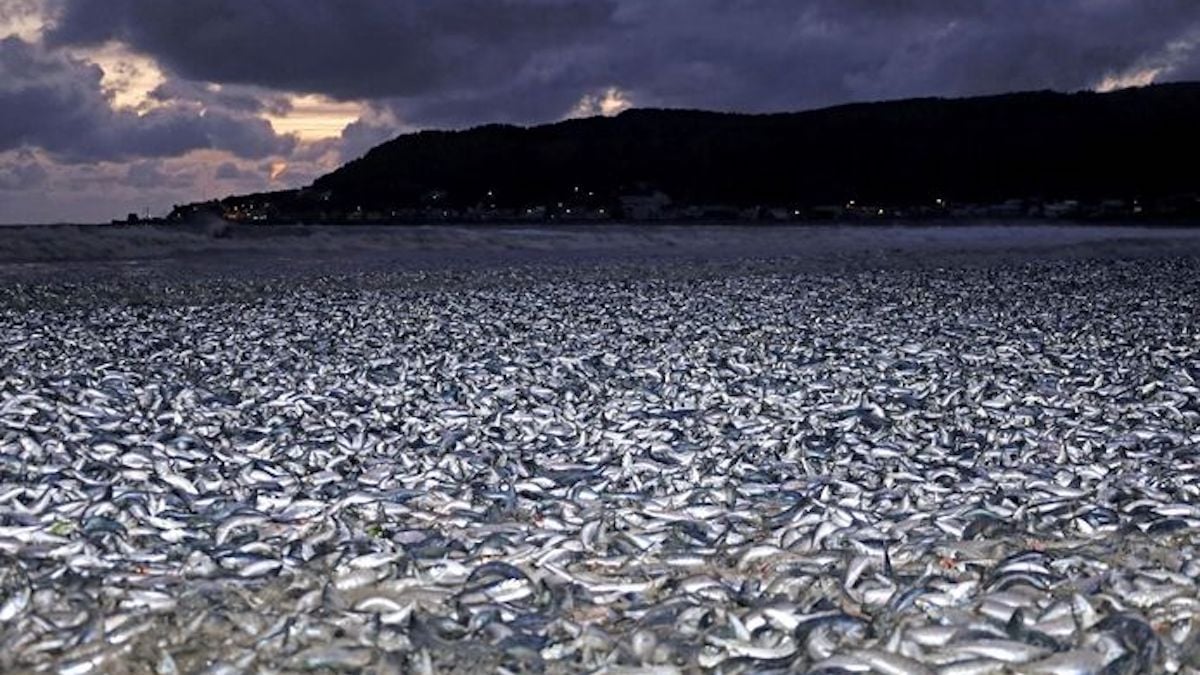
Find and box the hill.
[174,83,1200,223]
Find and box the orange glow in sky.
[268,161,288,182]
[4,6,361,139]
[265,95,364,141]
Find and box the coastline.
[3,221,1200,278]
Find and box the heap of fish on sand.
[1,254,1199,674]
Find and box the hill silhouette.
[177,83,1200,222]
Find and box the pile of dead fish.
[0,255,1198,673]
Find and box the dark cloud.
[200,111,294,159]
[595,0,1200,112]
[43,0,1200,130]
[46,0,618,101]
[0,36,296,162]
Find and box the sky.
[2,1,1199,224]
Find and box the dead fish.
[1,252,1199,674]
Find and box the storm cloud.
[42,0,1200,126]
[45,0,619,102]
[0,36,296,162]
